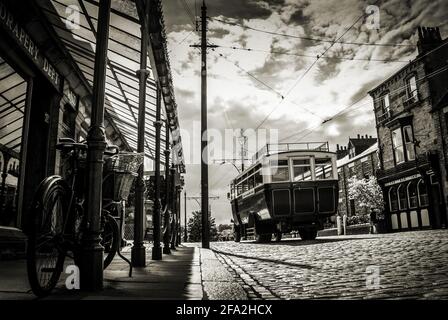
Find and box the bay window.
[406,76,418,102]
[392,128,405,164]
[403,126,415,161]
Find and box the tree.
[348,176,385,216]
[187,211,218,242]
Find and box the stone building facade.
[368,26,448,232]
[337,136,379,217]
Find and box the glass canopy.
[36,0,185,170]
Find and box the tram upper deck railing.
[252,142,330,162]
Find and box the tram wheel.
[255,233,271,243]
[299,229,318,241]
[234,226,241,243]
[274,232,282,242]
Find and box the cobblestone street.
[210,230,448,300]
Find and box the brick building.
[368,26,448,232]
[336,136,379,217]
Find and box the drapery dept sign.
[0,1,61,89]
[170,122,279,166]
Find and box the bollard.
[342,215,347,235]
[337,216,342,236]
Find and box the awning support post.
[163,120,171,254]
[152,81,162,260]
[132,0,151,268]
[80,0,111,291]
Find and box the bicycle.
[26,137,142,297]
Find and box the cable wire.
[210,17,416,48]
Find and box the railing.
[252,142,329,162]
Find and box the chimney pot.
[357,134,360,139]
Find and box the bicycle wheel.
[101,213,119,269]
[27,177,69,297]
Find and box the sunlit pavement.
[0,244,247,300]
[206,230,448,299]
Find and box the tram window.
[270,160,290,182]
[292,159,312,181]
[315,158,333,180]
[248,174,255,190]
[254,170,263,186]
[237,183,242,195]
[242,174,249,192]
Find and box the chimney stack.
[357,134,360,139]
[417,26,442,55]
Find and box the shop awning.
[36,0,185,171]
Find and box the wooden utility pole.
[190,1,217,249]
[239,129,248,172]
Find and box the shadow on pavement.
[212,249,315,270]
[237,236,377,246]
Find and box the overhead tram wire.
[213,44,412,63]
[209,17,416,48]
[212,49,285,100]
[281,62,448,143]
[284,64,448,143]
[252,7,374,132]
[180,0,196,27]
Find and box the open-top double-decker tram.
[229,142,339,242]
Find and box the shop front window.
[0,56,27,227]
[389,186,398,211]
[398,184,407,210]
[407,180,418,209]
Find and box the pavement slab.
[0,244,239,300]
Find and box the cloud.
[163,0,448,225]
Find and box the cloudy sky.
[161,0,448,225]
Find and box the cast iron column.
[177,187,181,245]
[80,0,111,291]
[184,191,187,242]
[132,0,150,267]
[163,121,171,254]
[170,166,177,250]
[152,82,163,260]
[200,1,210,248]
